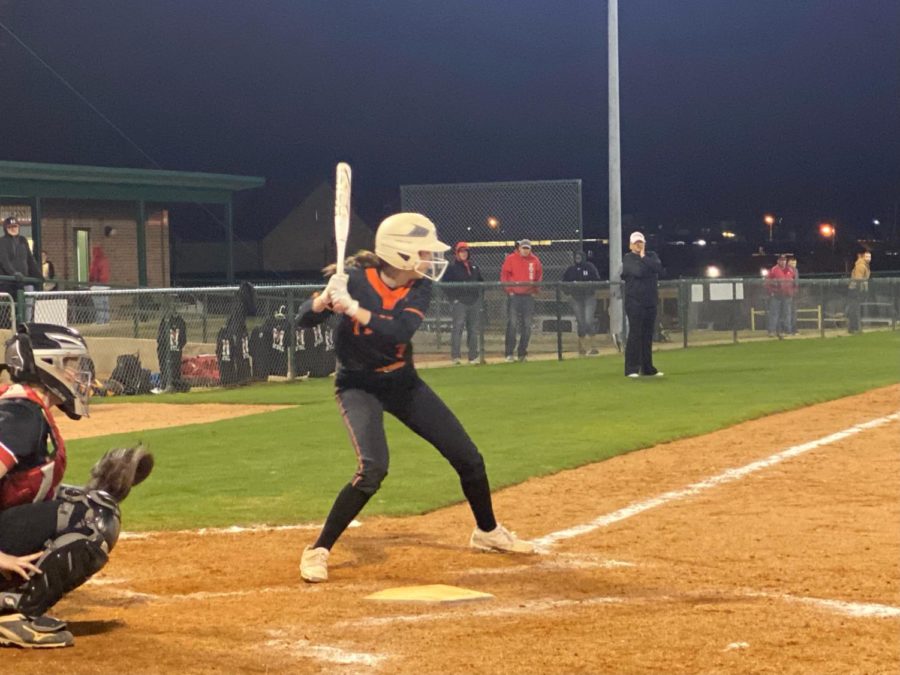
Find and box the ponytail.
[322,250,381,277]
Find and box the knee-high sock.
[313,483,372,550]
[461,474,497,532]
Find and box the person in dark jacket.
[562,250,601,355]
[0,218,41,325]
[620,231,663,378]
[442,242,484,364]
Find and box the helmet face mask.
[414,250,449,282]
[375,213,451,282]
[3,325,92,419]
[38,353,92,419]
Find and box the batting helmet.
[374,213,450,282]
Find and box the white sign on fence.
[709,282,745,301]
[34,299,68,326]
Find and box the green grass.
[68,331,899,530]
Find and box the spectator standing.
[0,217,42,323]
[787,256,799,334]
[41,251,57,292]
[765,254,795,338]
[847,248,871,333]
[500,239,542,362]
[620,231,663,377]
[89,245,110,324]
[562,250,601,355]
[443,242,484,364]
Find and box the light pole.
[819,223,836,250]
[608,0,623,343]
[764,214,776,242]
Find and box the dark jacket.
[562,257,600,299]
[621,251,662,307]
[0,234,41,294]
[442,259,484,305]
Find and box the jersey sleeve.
[296,294,333,328]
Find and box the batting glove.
[326,273,348,297]
[331,290,360,318]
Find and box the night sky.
[1,0,898,240]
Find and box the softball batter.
[298,213,534,583]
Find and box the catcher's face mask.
[30,352,91,420]
[4,330,92,419]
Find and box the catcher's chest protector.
[0,384,67,509]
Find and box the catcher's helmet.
[3,324,92,420]
[374,213,450,281]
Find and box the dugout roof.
[0,160,265,283]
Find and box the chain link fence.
[0,276,892,396]
[400,180,585,281]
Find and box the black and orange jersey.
[297,266,431,388]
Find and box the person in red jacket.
[764,254,796,338]
[500,239,543,362]
[89,245,110,324]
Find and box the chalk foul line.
[339,591,900,629]
[265,630,386,668]
[119,519,362,541]
[534,412,899,550]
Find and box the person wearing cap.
[0,217,42,325]
[765,254,795,338]
[442,242,484,365]
[562,250,602,355]
[620,231,663,377]
[500,239,543,362]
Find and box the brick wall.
[40,200,170,287]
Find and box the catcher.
[0,325,153,648]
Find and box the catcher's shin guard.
[55,486,122,551]
[0,488,120,617]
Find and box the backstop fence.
[400,180,586,281]
[0,276,893,395]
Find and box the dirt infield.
[9,386,900,674]
[55,402,295,440]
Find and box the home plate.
[365,584,494,604]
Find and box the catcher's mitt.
[85,446,154,503]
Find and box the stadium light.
[486,217,499,230]
[705,265,722,278]
[764,214,776,241]
[819,222,836,250]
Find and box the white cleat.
[300,546,330,583]
[470,524,535,554]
